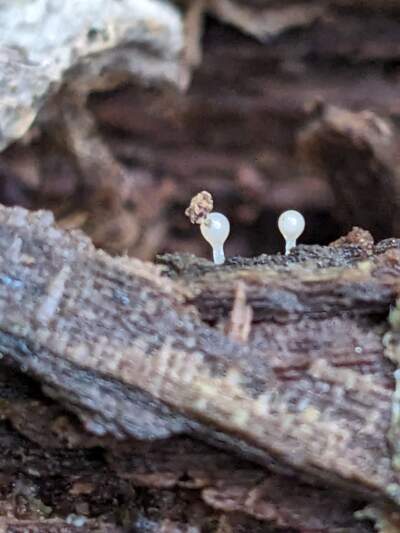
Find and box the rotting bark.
[0,0,185,151]
[0,340,374,531]
[3,2,400,531]
[299,105,400,240]
[0,205,400,531]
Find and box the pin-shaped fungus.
[200,212,230,265]
[278,210,305,254]
[185,191,230,265]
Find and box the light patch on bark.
[6,237,22,263]
[37,265,71,324]
[184,0,205,70]
[227,281,252,343]
[209,0,324,41]
[355,505,400,533]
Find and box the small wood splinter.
[278,210,305,254]
[185,191,230,265]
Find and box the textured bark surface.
[0,0,184,151]
[0,205,399,530]
[3,2,400,531]
[0,367,373,532]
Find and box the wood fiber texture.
[0,205,398,531]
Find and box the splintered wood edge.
[0,205,187,302]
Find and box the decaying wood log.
[0,204,400,531]
[4,2,400,531]
[0,369,371,532]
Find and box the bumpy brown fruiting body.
[185,190,213,224]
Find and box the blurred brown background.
[2,1,400,260]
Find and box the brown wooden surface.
[0,205,399,529]
[2,2,400,531]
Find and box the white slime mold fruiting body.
[200,212,230,265]
[278,210,305,254]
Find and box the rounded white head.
[278,210,305,254]
[200,212,230,265]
